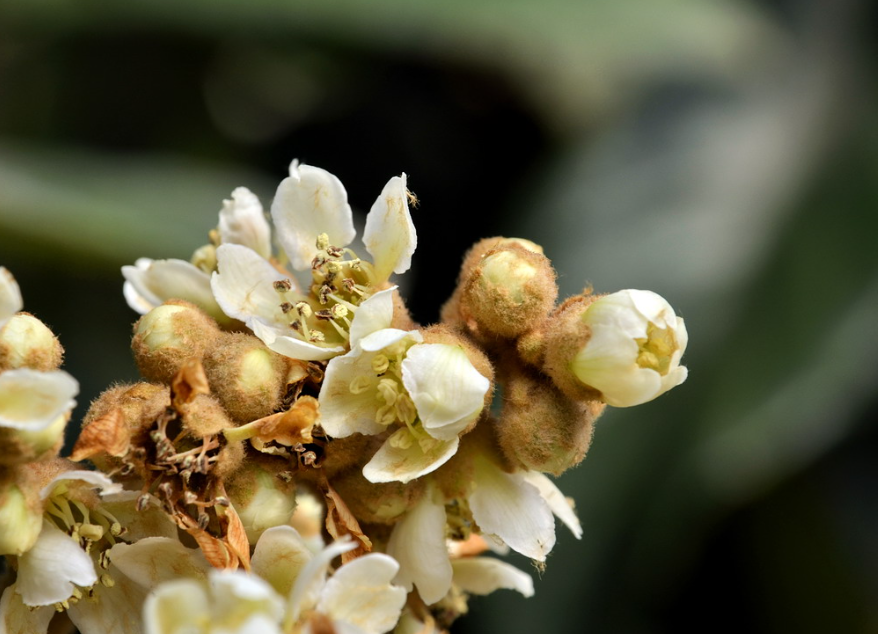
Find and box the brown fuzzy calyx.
[541,293,605,402]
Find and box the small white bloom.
[0,368,78,432]
[211,162,417,361]
[0,267,23,330]
[320,330,489,483]
[572,289,688,407]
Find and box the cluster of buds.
[1,160,688,634]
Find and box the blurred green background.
[2,0,877,631]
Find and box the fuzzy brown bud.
[131,301,221,384]
[457,243,557,340]
[0,313,64,372]
[203,333,289,424]
[495,365,604,476]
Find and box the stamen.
[372,354,390,374]
[273,279,293,293]
[326,293,358,313]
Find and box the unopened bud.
[203,333,288,423]
[0,313,64,372]
[495,366,603,475]
[132,301,221,384]
[458,243,557,339]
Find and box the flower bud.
[441,237,544,328]
[0,313,64,372]
[332,469,425,524]
[203,333,289,424]
[544,290,688,407]
[226,458,297,543]
[494,365,603,475]
[132,301,221,384]
[179,393,235,439]
[0,479,43,555]
[458,243,557,339]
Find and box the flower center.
[635,321,677,375]
[274,233,377,346]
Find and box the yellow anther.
[376,378,398,404]
[331,304,349,319]
[79,523,104,542]
[371,354,390,374]
[349,375,373,394]
[309,330,325,343]
[396,394,417,425]
[100,574,115,588]
[388,428,414,449]
[316,233,330,250]
[295,302,313,318]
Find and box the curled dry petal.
[71,408,129,461]
[322,480,372,563]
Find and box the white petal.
[451,557,534,597]
[318,348,386,438]
[250,319,345,361]
[0,586,53,634]
[0,369,77,431]
[521,472,582,539]
[362,174,417,282]
[16,522,96,606]
[219,187,272,259]
[317,554,407,634]
[68,563,149,634]
[288,539,358,623]
[272,162,356,271]
[108,537,210,589]
[359,327,421,353]
[251,526,314,598]
[0,267,23,330]
[122,258,224,321]
[386,491,451,605]
[143,578,210,634]
[401,344,488,441]
[40,469,121,500]
[363,433,459,484]
[212,244,293,326]
[348,287,396,348]
[469,460,556,561]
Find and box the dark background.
[1,0,877,631]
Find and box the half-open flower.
[569,289,688,407]
[319,328,490,484]
[122,187,271,323]
[211,162,416,361]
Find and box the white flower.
[572,289,688,407]
[211,162,416,361]
[385,472,578,604]
[142,526,407,634]
[0,267,23,330]
[122,186,271,323]
[319,327,489,484]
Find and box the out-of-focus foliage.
[1,0,877,631]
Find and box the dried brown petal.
[71,408,130,461]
